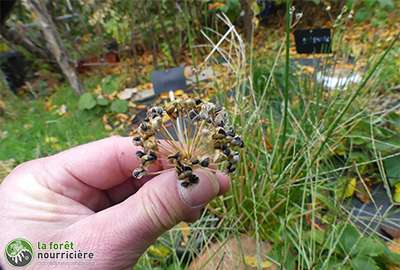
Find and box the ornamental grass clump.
[130,98,244,187]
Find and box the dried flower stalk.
[130,98,244,187]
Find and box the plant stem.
[279,0,291,169]
[309,34,399,167]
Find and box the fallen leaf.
[208,2,225,11]
[344,178,357,198]
[394,183,400,203]
[244,256,273,269]
[178,222,190,246]
[355,180,371,204]
[118,88,138,100]
[148,244,170,257]
[189,235,276,270]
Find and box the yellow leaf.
[208,2,225,11]
[44,136,59,144]
[251,0,261,16]
[394,183,400,203]
[174,89,185,96]
[148,244,170,257]
[244,255,273,268]
[178,222,190,246]
[344,178,357,198]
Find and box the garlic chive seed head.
[130,98,244,187]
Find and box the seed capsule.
[214,151,226,163]
[226,128,236,137]
[133,167,146,178]
[188,174,199,184]
[215,110,228,127]
[168,152,181,161]
[232,136,244,147]
[226,163,236,173]
[150,116,162,130]
[132,136,143,146]
[200,157,210,167]
[136,150,145,158]
[191,159,200,165]
[223,148,231,157]
[180,181,190,188]
[184,99,196,108]
[230,152,240,164]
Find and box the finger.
[23,136,162,211]
[64,169,229,269]
[51,136,161,190]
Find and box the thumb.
[64,169,229,270]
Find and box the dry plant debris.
[130,98,244,187]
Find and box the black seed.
[214,142,226,150]
[216,121,225,127]
[139,123,149,131]
[226,128,235,137]
[223,148,231,156]
[233,136,244,148]
[189,110,198,120]
[181,181,190,188]
[182,165,192,172]
[191,159,200,165]
[147,152,157,161]
[226,163,236,173]
[149,151,157,158]
[189,174,199,184]
[217,128,226,135]
[133,136,142,143]
[200,157,210,167]
[168,152,181,160]
[136,150,145,158]
[195,98,202,105]
[133,168,145,178]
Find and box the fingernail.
[177,169,220,208]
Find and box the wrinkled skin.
[0,137,229,270]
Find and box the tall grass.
[133,4,400,270]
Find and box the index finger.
[51,136,160,190]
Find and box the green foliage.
[351,0,395,24]
[96,97,109,106]
[110,100,128,113]
[78,93,96,110]
[0,83,107,163]
[384,155,400,186]
[78,75,124,112]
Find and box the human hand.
[0,136,229,269]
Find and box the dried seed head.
[131,98,244,187]
[132,167,146,178]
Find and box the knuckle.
[141,187,180,233]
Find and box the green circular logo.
[4,238,33,267]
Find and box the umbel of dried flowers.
[130,98,244,187]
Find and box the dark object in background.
[0,51,28,92]
[0,0,17,25]
[151,67,187,95]
[257,0,276,25]
[348,184,400,240]
[294,28,332,54]
[76,52,120,74]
